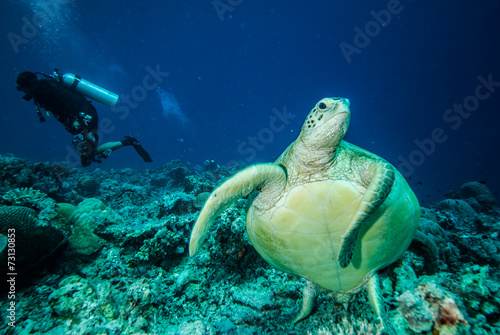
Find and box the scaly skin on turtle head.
[278,97,351,179]
[299,97,351,149]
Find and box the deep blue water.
[1,0,499,203]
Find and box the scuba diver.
[16,70,152,167]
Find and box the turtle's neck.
[277,117,347,181]
[284,139,340,179]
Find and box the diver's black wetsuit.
[18,71,153,166]
[30,78,100,166]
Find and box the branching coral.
[2,187,48,208]
[2,187,62,230]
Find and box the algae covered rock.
[76,176,100,197]
[48,275,95,317]
[194,192,211,209]
[161,191,197,215]
[397,290,434,333]
[458,265,500,317]
[437,199,477,220]
[68,198,123,255]
[55,203,77,220]
[460,181,496,212]
[130,214,192,266]
[446,181,496,213]
[397,282,469,334]
[176,320,215,335]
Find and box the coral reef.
[0,155,498,334]
[0,155,71,201]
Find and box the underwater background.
[0,0,499,334]
[0,0,499,202]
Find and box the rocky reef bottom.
[0,154,498,335]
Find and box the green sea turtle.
[190,97,420,324]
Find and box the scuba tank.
[53,69,119,108]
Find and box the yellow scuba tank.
[56,71,119,108]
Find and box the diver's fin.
[122,135,153,162]
[134,143,153,162]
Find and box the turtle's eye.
[318,102,327,110]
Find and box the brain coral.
[0,206,66,271]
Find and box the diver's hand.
[101,148,112,158]
[72,120,82,131]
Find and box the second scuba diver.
[16,69,152,167]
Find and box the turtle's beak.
[331,97,350,119]
[331,97,350,106]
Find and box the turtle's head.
[299,97,351,149]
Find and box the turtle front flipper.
[338,162,395,267]
[189,163,287,256]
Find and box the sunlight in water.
[156,87,191,127]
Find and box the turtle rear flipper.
[189,163,286,256]
[409,230,439,274]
